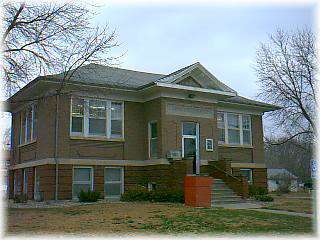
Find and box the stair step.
[212,196,242,200]
[211,199,245,204]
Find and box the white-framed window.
[70,97,124,139]
[217,112,252,146]
[240,168,253,184]
[205,139,214,151]
[23,169,28,195]
[72,167,93,199]
[148,121,158,159]
[104,167,124,199]
[19,104,37,145]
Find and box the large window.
[104,167,123,199]
[71,97,124,139]
[148,121,158,158]
[19,104,37,145]
[217,112,252,146]
[72,167,93,199]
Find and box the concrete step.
[211,198,245,205]
[212,192,237,197]
[212,195,243,201]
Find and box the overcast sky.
[1,2,316,138]
[95,3,315,99]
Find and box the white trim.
[104,167,124,199]
[217,111,252,147]
[72,166,94,199]
[148,121,158,159]
[23,169,27,195]
[156,82,236,97]
[70,96,124,140]
[205,139,214,152]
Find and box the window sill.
[218,144,253,149]
[70,135,125,142]
[18,140,37,148]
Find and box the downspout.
[54,93,59,201]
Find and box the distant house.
[267,168,299,192]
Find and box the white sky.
[0,1,316,140]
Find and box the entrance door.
[182,122,199,174]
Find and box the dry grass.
[5,202,314,236]
[265,191,313,214]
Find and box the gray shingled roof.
[267,169,298,179]
[49,63,165,89]
[44,63,279,110]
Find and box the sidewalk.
[213,202,313,218]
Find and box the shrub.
[78,190,100,202]
[254,194,274,202]
[13,194,28,203]
[150,189,184,203]
[120,188,184,203]
[304,179,313,189]
[249,185,268,197]
[120,187,151,202]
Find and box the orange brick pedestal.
[184,175,213,208]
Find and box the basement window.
[72,167,93,199]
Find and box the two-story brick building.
[6,62,279,202]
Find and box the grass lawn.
[263,191,313,214]
[6,202,314,235]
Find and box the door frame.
[181,122,200,174]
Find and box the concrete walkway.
[213,202,313,218]
[251,208,313,218]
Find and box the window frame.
[72,166,94,199]
[19,103,37,145]
[70,97,124,140]
[104,167,124,199]
[239,168,253,184]
[23,169,28,195]
[217,112,252,146]
[205,138,214,151]
[148,121,158,159]
[181,122,199,158]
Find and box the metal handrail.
[212,164,242,182]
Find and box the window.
[240,169,253,184]
[205,139,214,151]
[71,98,84,134]
[242,115,252,145]
[217,112,252,146]
[148,121,158,158]
[23,169,28,195]
[89,100,106,135]
[104,167,123,199]
[217,112,225,143]
[70,97,124,139]
[19,104,37,145]
[111,102,123,138]
[72,167,93,199]
[227,113,240,144]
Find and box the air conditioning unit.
[167,150,182,160]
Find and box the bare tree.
[2,1,119,96]
[255,28,316,143]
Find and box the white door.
[182,122,200,174]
